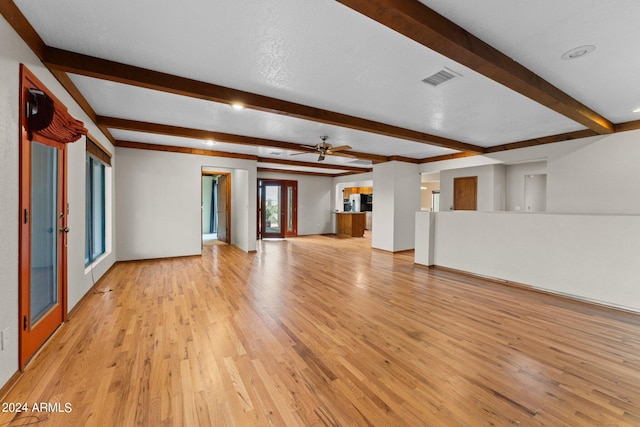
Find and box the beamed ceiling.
[2,0,640,176]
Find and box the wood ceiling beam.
[0,0,46,59]
[0,1,118,145]
[97,116,389,163]
[484,129,598,153]
[116,141,366,175]
[0,2,119,146]
[99,116,309,151]
[44,47,484,153]
[336,0,615,135]
[258,167,340,178]
[387,155,421,164]
[115,141,259,161]
[614,119,640,133]
[420,152,478,163]
[257,157,371,172]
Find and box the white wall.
[230,168,252,248]
[547,130,640,214]
[414,131,640,317]
[116,148,257,260]
[429,211,640,313]
[430,131,640,216]
[420,154,500,175]
[68,142,115,310]
[372,163,395,250]
[493,164,506,211]
[0,16,22,390]
[0,15,115,389]
[258,172,334,235]
[372,161,420,252]
[414,212,435,266]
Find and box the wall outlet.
[1,327,8,351]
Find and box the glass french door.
[258,179,297,239]
[19,136,67,368]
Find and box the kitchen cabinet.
[335,212,366,237]
[343,186,373,198]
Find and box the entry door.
[258,180,297,239]
[260,182,285,238]
[217,174,230,243]
[20,138,67,368]
[453,176,478,210]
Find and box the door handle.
[59,227,70,233]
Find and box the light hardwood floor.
[2,235,639,426]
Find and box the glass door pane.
[30,141,59,324]
[287,186,294,233]
[264,185,281,234]
[91,160,105,259]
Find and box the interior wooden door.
[453,176,478,210]
[216,174,230,243]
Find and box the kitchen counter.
[335,212,366,237]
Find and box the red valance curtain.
[28,88,87,144]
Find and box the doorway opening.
[420,173,440,212]
[257,179,297,239]
[524,174,547,212]
[202,172,231,246]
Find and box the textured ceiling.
[9,0,640,175]
[420,0,640,123]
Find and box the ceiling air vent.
[422,67,462,87]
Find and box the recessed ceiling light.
[203,140,215,146]
[561,45,595,60]
[231,103,244,110]
[633,107,640,113]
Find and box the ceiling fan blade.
[328,151,356,158]
[328,145,352,152]
[290,144,320,156]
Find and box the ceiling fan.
[291,136,354,162]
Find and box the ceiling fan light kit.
[291,135,354,162]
